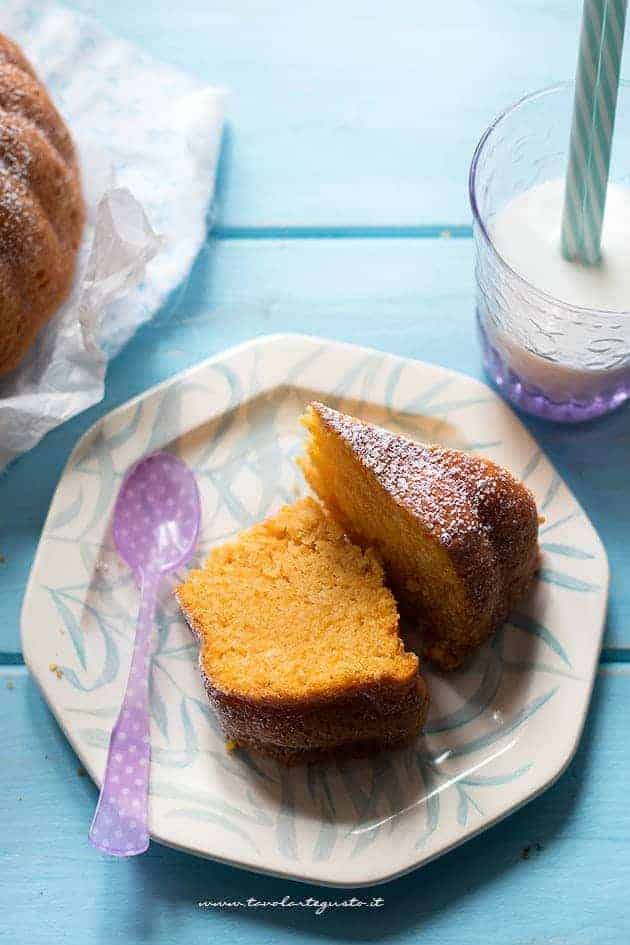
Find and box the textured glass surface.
[470,83,630,421]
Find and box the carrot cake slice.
[300,403,539,670]
[176,497,428,764]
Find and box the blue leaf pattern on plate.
[307,765,339,862]
[48,588,87,669]
[507,613,572,668]
[425,648,504,734]
[48,488,83,532]
[277,768,298,861]
[540,542,596,560]
[415,760,440,847]
[541,473,562,512]
[106,403,143,451]
[538,569,599,592]
[521,449,542,482]
[149,665,170,740]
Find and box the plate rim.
[21,332,610,886]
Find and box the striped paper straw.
[561,0,628,264]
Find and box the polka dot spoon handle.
[89,574,158,854]
[88,452,200,857]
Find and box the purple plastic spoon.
[89,451,200,856]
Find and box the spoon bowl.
[113,451,201,577]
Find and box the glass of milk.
[470,82,630,422]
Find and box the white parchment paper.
[0,0,225,468]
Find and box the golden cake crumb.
[177,497,428,763]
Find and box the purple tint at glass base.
[476,316,630,423]
[89,451,200,856]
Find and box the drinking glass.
[470,82,630,422]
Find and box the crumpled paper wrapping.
[0,0,225,468]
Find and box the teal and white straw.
[561,0,628,264]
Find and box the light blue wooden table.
[2,3,630,943]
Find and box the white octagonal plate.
[22,334,609,886]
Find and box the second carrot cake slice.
[177,497,428,763]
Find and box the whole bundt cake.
[301,403,540,671]
[0,33,84,376]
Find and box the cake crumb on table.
[521,842,543,860]
[49,663,63,680]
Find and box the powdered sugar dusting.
[0,113,36,249]
[312,401,535,553]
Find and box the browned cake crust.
[302,403,540,671]
[181,623,428,765]
[0,34,85,376]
